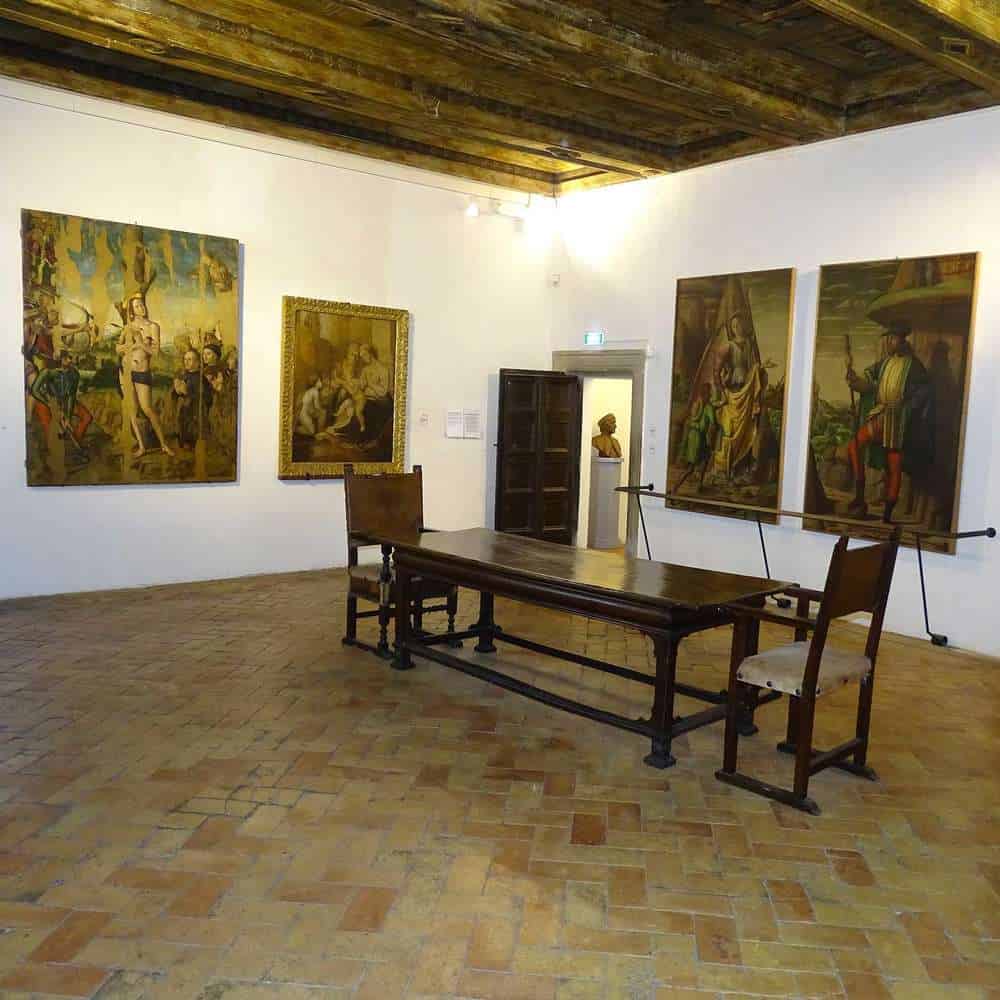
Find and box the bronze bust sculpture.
[592,413,622,458]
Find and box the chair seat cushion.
[737,642,872,698]
[348,565,454,602]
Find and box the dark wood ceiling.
[0,1,997,194]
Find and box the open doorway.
[578,376,632,552]
[552,349,646,556]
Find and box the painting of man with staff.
[806,253,978,552]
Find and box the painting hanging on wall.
[805,253,979,553]
[665,268,795,522]
[21,209,239,486]
[278,297,408,479]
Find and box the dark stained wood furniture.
[387,527,787,766]
[495,369,582,546]
[343,464,459,658]
[717,530,901,814]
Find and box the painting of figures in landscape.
[806,254,978,553]
[278,297,407,479]
[21,209,239,485]
[666,269,794,521]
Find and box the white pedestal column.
[588,456,624,549]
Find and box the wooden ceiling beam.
[846,76,995,130]
[309,0,795,144]
[845,61,956,103]
[906,0,1000,48]
[165,0,676,157]
[805,0,1000,95]
[332,0,843,140]
[0,47,563,193]
[555,135,776,194]
[0,0,669,174]
[567,0,849,106]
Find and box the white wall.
[578,376,631,546]
[553,108,1000,656]
[0,77,556,598]
[4,76,1000,658]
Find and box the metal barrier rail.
[616,484,995,647]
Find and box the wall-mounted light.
[465,201,480,218]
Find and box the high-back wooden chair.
[343,464,459,658]
[716,529,901,814]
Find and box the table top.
[389,527,785,611]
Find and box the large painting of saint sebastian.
[21,209,239,485]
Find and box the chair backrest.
[344,464,424,560]
[819,532,900,622]
[802,529,901,692]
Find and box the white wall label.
[445,410,464,438]
[446,409,482,439]
[462,409,482,439]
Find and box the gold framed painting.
[278,297,408,479]
[21,209,239,485]
[665,268,795,523]
[804,253,979,553]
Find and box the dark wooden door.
[495,369,583,545]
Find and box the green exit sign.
[584,330,605,346]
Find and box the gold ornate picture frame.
[278,297,408,479]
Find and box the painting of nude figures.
[21,209,239,486]
[805,253,979,554]
[665,269,795,522]
[278,297,408,479]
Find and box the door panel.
[495,369,582,544]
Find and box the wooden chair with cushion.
[343,463,459,659]
[716,529,900,814]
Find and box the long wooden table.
[389,528,786,767]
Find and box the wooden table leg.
[644,634,678,769]
[475,591,497,653]
[392,563,414,671]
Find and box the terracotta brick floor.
[0,569,997,999]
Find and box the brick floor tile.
[0,962,108,996]
[571,814,607,846]
[0,575,996,1000]
[28,908,113,962]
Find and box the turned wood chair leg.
[412,596,424,634]
[344,595,358,644]
[376,602,392,658]
[792,694,817,802]
[445,588,462,648]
